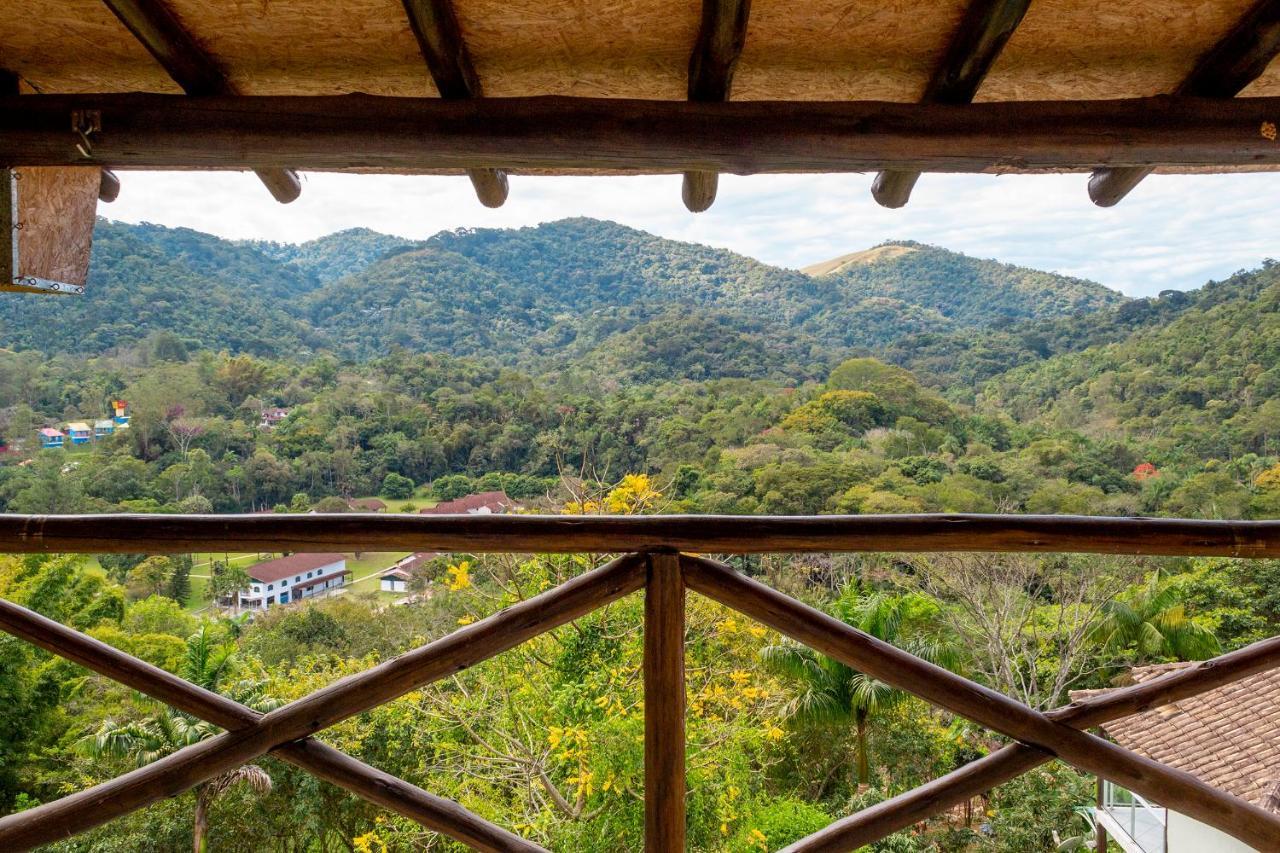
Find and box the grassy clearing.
[348,493,438,513]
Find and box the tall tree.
[762,589,960,786]
[1091,570,1221,663]
[82,628,278,853]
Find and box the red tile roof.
[247,553,346,584]
[1072,663,1280,810]
[381,552,439,577]
[419,491,513,515]
[349,498,387,511]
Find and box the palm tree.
[82,627,279,853]
[1091,570,1221,663]
[761,589,961,787]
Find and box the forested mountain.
[981,260,1280,464]
[247,227,416,283]
[6,219,1280,853]
[0,218,1122,376]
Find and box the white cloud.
[103,170,1280,298]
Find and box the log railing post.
[644,552,686,851]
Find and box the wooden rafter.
[683,0,751,212]
[872,0,1031,208]
[401,0,508,207]
[1089,0,1280,206]
[100,0,301,203]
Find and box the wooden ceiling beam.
[3,94,1280,174]
[2,67,117,204]
[401,0,508,208]
[873,0,1031,208]
[1090,0,1280,206]
[683,0,752,212]
[100,0,301,203]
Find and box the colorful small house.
[111,400,130,427]
[93,419,115,439]
[65,422,92,445]
[259,407,290,429]
[38,428,64,449]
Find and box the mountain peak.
[802,243,919,276]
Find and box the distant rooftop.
[1073,663,1280,811]
[247,552,346,584]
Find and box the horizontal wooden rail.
[0,598,545,852]
[2,513,1280,557]
[683,555,1280,851]
[783,632,1280,852]
[0,554,643,849]
[2,94,1280,173]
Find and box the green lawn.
[348,493,438,513]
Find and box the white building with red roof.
[238,553,348,610]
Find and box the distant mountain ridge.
[0,217,1124,382]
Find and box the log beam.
[683,555,1280,852]
[3,94,1280,175]
[2,512,1280,557]
[401,0,508,207]
[1089,0,1280,206]
[0,597,546,852]
[682,0,751,211]
[0,554,643,849]
[873,0,1031,207]
[100,0,300,203]
[783,633,1280,852]
[643,553,686,850]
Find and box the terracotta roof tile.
[1072,663,1280,810]
[247,553,346,584]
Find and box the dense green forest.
[0,219,1276,851]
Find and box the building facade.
[238,553,349,611]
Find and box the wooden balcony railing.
[1,513,1279,852]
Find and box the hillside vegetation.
[2,219,1279,853]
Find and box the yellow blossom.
[445,560,471,591]
[456,614,475,625]
[750,828,768,849]
[766,725,786,741]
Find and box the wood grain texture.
[2,512,1280,557]
[682,0,751,211]
[401,0,509,206]
[4,94,1280,174]
[4,166,99,289]
[872,0,1031,207]
[100,0,300,202]
[682,555,1280,852]
[0,554,644,849]
[783,633,1280,852]
[1089,0,1280,206]
[644,553,686,851]
[0,597,546,852]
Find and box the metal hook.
[71,110,101,159]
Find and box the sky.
[104,170,1280,298]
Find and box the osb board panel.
[456,0,700,98]
[733,0,968,101]
[0,0,1276,106]
[13,167,98,287]
[166,0,434,96]
[0,0,179,94]
[980,0,1262,101]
